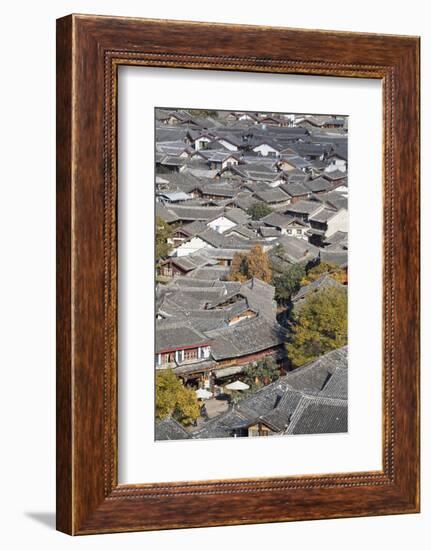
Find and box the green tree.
[155,370,200,425]
[243,357,281,389]
[287,286,348,368]
[190,109,219,118]
[247,202,273,220]
[228,245,272,283]
[155,216,173,260]
[301,262,347,285]
[273,263,306,303]
[272,243,285,258]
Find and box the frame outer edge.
[56,14,74,535]
[392,38,420,511]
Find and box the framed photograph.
[56,14,420,534]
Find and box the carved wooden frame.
[56,14,420,534]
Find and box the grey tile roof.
[279,155,310,170]
[157,145,188,158]
[322,169,346,181]
[167,205,224,222]
[258,389,304,431]
[291,143,332,157]
[185,168,220,179]
[203,248,249,260]
[285,200,324,216]
[279,182,311,197]
[197,227,231,248]
[212,280,244,293]
[213,365,245,379]
[173,359,217,376]
[199,183,238,198]
[156,203,179,223]
[243,171,284,184]
[205,316,287,360]
[189,346,348,439]
[186,266,230,281]
[157,283,226,317]
[236,382,290,421]
[234,194,259,212]
[284,347,348,394]
[155,320,212,353]
[308,159,327,171]
[292,274,345,302]
[169,286,227,308]
[319,365,348,400]
[318,191,348,211]
[191,409,251,439]
[171,277,218,288]
[224,208,251,225]
[160,155,188,167]
[224,298,256,320]
[198,150,240,162]
[309,207,338,223]
[180,220,208,237]
[155,127,189,142]
[330,143,348,160]
[180,309,228,332]
[242,161,279,172]
[305,177,333,193]
[155,417,191,441]
[156,171,200,189]
[226,226,257,240]
[214,134,245,148]
[286,396,347,434]
[325,231,348,248]
[273,235,320,264]
[240,278,277,319]
[319,249,348,267]
[254,188,291,204]
[243,181,273,193]
[158,191,191,202]
[260,227,281,238]
[261,211,303,229]
[164,251,217,273]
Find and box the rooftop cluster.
[154,108,348,440]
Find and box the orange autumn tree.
[228,252,248,282]
[228,245,272,283]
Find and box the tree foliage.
[155,216,173,260]
[243,357,281,389]
[301,262,347,285]
[155,370,200,425]
[287,286,348,368]
[228,251,249,282]
[228,245,272,283]
[247,202,273,220]
[189,109,219,118]
[273,263,306,303]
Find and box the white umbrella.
[225,380,250,391]
[195,388,213,399]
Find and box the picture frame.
[56,14,420,535]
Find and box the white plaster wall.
[218,139,238,151]
[327,208,349,237]
[174,237,213,257]
[207,216,236,233]
[253,143,279,156]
